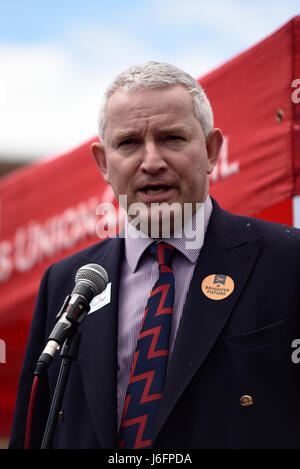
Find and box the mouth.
[138,185,174,201]
[141,185,170,195]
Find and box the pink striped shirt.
[117,196,213,427]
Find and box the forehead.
[104,85,196,131]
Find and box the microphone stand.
[40,330,81,449]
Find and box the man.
[9,61,300,449]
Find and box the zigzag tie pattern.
[118,242,175,449]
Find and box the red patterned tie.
[118,242,175,449]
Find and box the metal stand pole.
[40,331,81,449]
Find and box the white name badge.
[88,282,111,314]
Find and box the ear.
[90,142,110,183]
[206,128,223,174]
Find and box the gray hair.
[97,61,214,141]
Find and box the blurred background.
[0,0,300,449]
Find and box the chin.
[132,204,185,238]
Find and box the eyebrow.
[110,130,141,147]
[114,125,188,138]
[158,125,189,135]
[113,130,140,140]
[111,125,190,145]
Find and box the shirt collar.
[124,195,213,272]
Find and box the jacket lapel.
[153,201,262,442]
[74,236,124,448]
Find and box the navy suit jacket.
[9,199,300,448]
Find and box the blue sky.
[0,0,299,160]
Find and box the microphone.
[34,263,108,376]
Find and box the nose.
[140,141,168,174]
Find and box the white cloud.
[0,26,152,161]
[154,0,299,46]
[0,43,90,159]
[170,50,224,81]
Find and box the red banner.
[205,16,300,215]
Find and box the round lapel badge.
[201,274,234,300]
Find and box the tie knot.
[150,242,175,268]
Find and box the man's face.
[92,85,222,233]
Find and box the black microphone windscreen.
[75,263,108,295]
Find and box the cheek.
[180,164,207,189]
[175,148,208,174]
[107,158,134,190]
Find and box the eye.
[167,135,184,141]
[119,138,137,146]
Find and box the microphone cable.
[24,375,40,449]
